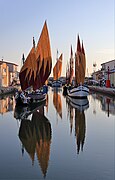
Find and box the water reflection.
[0,90,114,179]
[66,97,89,154]
[14,99,46,120]
[15,106,52,178]
[53,90,62,119]
[91,93,115,117]
[0,94,15,114]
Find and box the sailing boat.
[16,21,52,105]
[63,45,74,95]
[52,52,63,87]
[66,45,74,85]
[67,35,89,98]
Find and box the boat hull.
[52,80,62,88]
[67,85,89,98]
[67,96,89,111]
[15,91,46,107]
[27,92,46,103]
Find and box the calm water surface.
[0,88,114,180]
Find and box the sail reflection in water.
[18,107,52,178]
[66,97,89,154]
[53,90,62,119]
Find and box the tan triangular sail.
[53,54,62,80]
[19,21,52,91]
[75,35,86,85]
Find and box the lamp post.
[106,66,110,88]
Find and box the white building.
[101,59,115,87]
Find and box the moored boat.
[52,80,62,88]
[15,21,52,106]
[67,85,89,99]
[52,53,63,88]
[67,95,89,111]
[67,35,89,98]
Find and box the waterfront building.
[0,60,18,87]
[101,59,115,87]
[92,59,115,87]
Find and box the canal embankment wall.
[0,86,17,95]
[89,86,115,97]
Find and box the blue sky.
[0,0,114,76]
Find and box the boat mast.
[56,49,59,80]
[22,53,25,65]
[33,37,35,48]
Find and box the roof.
[0,60,18,66]
[101,59,115,65]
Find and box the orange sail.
[53,54,62,80]
[19,21,52,91]
[75,35,86,85]
[81,41,86,82]
[53,92,62,118]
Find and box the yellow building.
[0,61,9,87]
[0,60,18,87]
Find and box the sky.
[0,0,114,76]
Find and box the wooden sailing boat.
[18,21,52,103]
[52,53,63,87]
[66,45,74,85]
[68,35,89,98]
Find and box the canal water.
[0,88,114,180]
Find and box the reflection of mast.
[75,109,86,154]
[106,98,110,117]
[92,94,96,115]
[70,107,74,134]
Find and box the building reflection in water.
[53,90,62,119]
[16,106,52,178]
[91,93,115,117]
[66,97,89,154]
[0,94,15,114]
